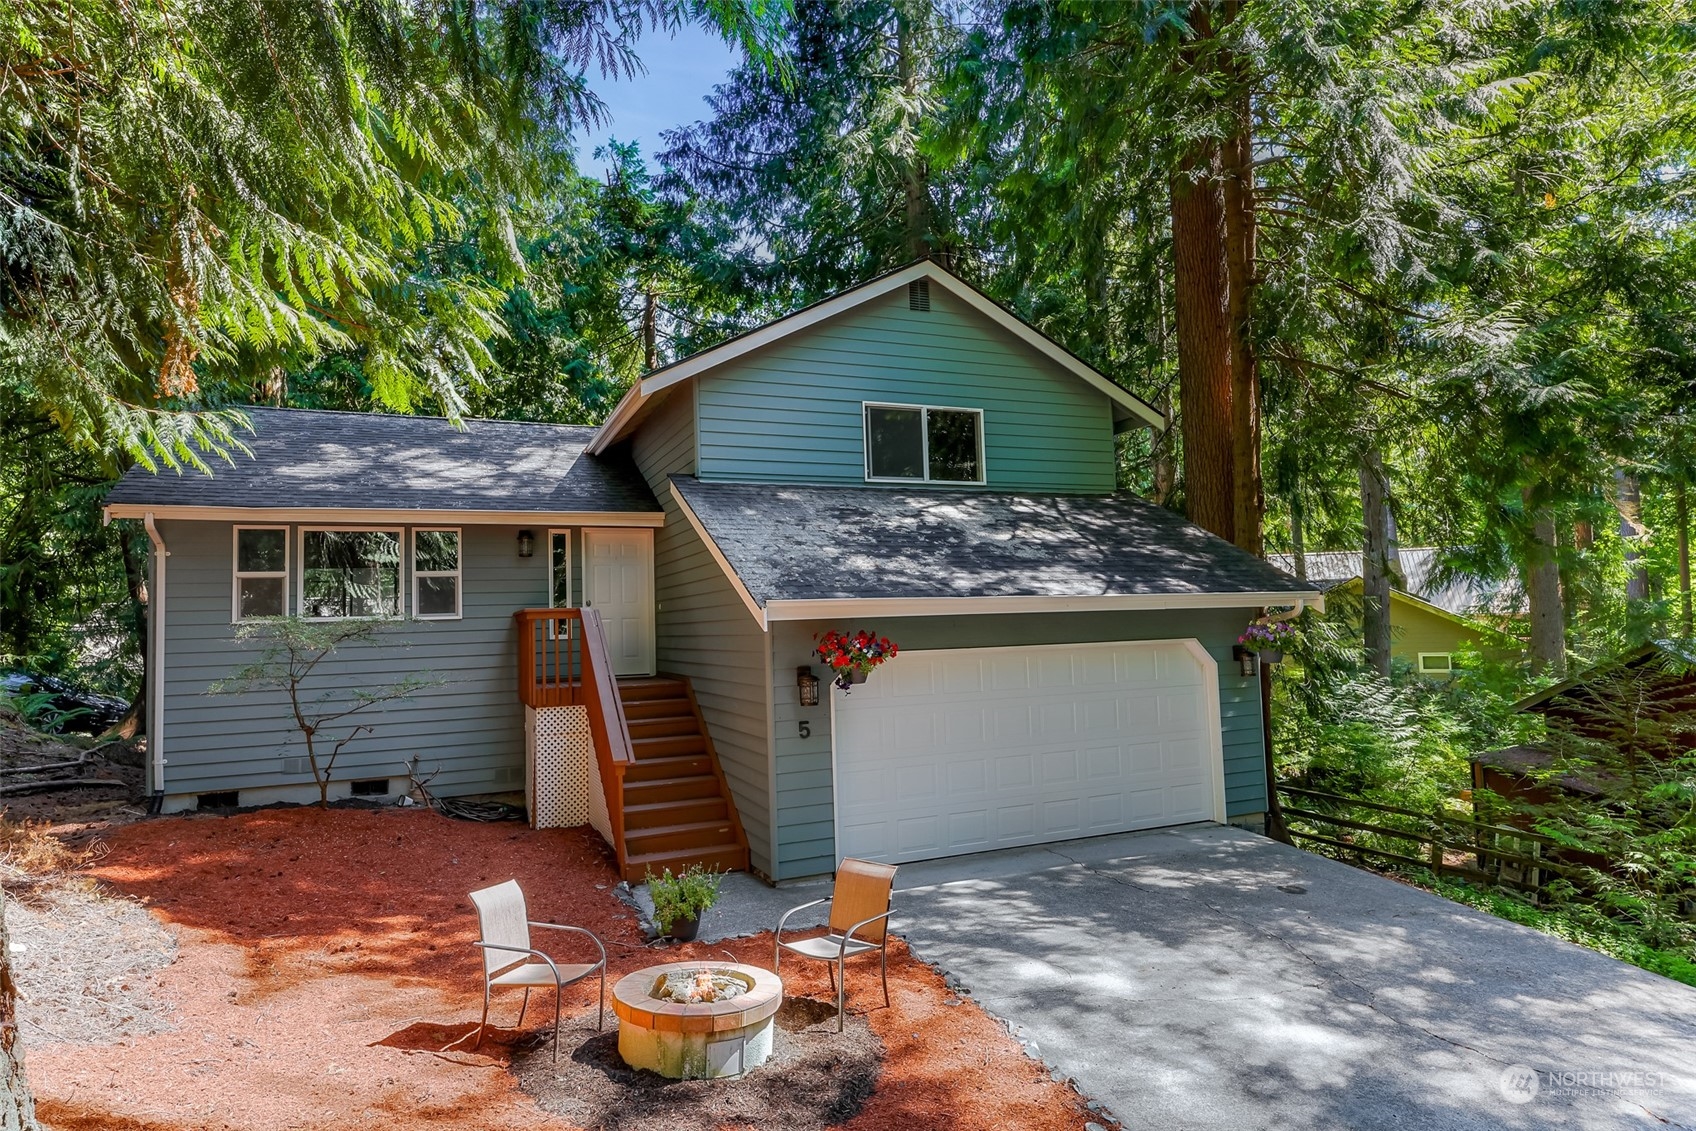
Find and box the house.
[1473,641,1696,817]
[104,261,1320,882]
[1267,548,1516,674]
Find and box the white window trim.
[298,526,405,621]
[231,525,289,623]
[412,527,462,621]
[1418,652,1455,673]
[862,401,987,485]
[548,529,573,609]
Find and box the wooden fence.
[1278,785,1575,895]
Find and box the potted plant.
[814,630,899,691]
[1237,620,1298,665]
[645,864,725,942]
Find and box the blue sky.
[578,23,745,178]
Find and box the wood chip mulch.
[24,806,1093,1130]
[517,996,880,1131]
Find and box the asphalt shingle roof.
[671,478,1314,605]
[105,407,660,514]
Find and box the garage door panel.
[996,804,1035,838]
[1085,746,1122,779]
[989,655,1029,690]
[835,641,1222,865]
[1041,749,1080,784]
[995,752,1034,790]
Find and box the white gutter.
[143,513,169,801]
[761,590,1325,621]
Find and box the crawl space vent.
[908,278,931,311]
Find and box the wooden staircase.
[614,675,750,883]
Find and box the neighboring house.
[1267,548,1517,675]
[105,261,1319,882]
[1473,641,1696,819]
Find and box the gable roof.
[587,260,1166,455]
[668,478,1320,627]
[1266,547,1509,618]
[1511,641,1696,714]
[104,407,661,522]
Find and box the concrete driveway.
[888,825,1696,1130]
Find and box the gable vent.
[908,278,931,312]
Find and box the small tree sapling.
[214,617,436,807]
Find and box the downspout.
[143,513,169,813]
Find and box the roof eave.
[762,590,1323,621]
[102,503,665,526]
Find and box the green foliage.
[645,864,724,934]
[0,0,786,466]
[1274,623,1531,813]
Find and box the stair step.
[624,775,723,805]
[626,715,700,740]
[631,734,706,759]
[622,754,712,782]
[624,843,749,884]
[623,796,729,829]
[617,677,689,703]
[622,697,694,721]
[625,819,741,856]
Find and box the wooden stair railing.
[515,608,633,873]
[515,609,748,882]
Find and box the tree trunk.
[1525,489,1566,676]
[641,288,658,372]
[1360,448,1392,676]
[119,524,149,738]
[1614,470,1650,600]
[1290,481,1307,581]
[896,6,930,261]
[1678,478,1692,638]
[0,881,41,1131]
[1220,3,1261,556]
[1171,146,1234,543]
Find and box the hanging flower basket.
[1237,621,1297,664]
[814,630,898,692]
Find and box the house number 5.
[798,720,811,739]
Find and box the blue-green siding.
[769,609,1266,880]
[694,286,1116,492]
[157,519,581,803]
[628,392,777,877]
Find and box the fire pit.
[611,961,783,1080]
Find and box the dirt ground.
[19,806,1097,1130]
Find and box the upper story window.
[233,527,288,620]
[301,529,401,619]
[412,529,462,619]
[864,403,984,484]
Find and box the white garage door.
[833,640,1223,864]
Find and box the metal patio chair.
[469,879,606,1062]
[773,857,898,1031]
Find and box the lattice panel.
[530,705,591,829]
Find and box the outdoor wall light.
[517,530,535,558]
[1232,644,1259,679]
[796,666,821,708]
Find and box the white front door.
[582,528,655,676]
[832,640,1225,865]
